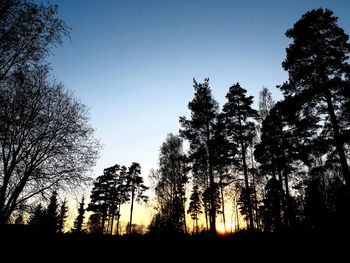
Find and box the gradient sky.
[44,0,350,226]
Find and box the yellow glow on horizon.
[216,222,237,234]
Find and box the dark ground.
[0,225,347,261]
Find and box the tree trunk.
[208,165,216,235]
[241,142,254,230]
[206,122,216,235]
[192,219,195,234]
[235,197,240,232]
[283,155,290,227]
[116,203,121,235]
[324,87,350,189]
[220,184,226,233]
[128,188,135,234]
[250,147,260,230]
[204,205,209,231]
[182,193,187,233]
[110,210,115,235]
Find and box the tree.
[187,185,202,234]
[212,114,233,233]
[46,191,58,233]
[72,196,85,233]
[58,199,68,234]
[0,1,99,225]
[0,68,100,224]
[126,162,148,235]
[304,178,328,229]
[222,83,258,229]
[179,78,219,235]
[0,0,69,83]
[152,134,189,233]
[281,8,350,193]
[87,164,131,234]
[258,86,275,123]
[260,178,284,232]
[28,203,45,226]
[87,172,112,233]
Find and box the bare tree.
[0,67,100,224]
[0,0,69,83]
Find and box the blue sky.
[47,0,350,190]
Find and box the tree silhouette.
[58,199,68,234]
[187,185,202,234]
[258,87,275,123]
[72,196,85,233]
[152,134,189,233]
[88,174,110,233]
[180,78,219,235]
[222,83,258,230]
[46,191,59,233]
[281,8,350,194]
[0,58,99,226]
[28,203,45,226]
[0,0,69,83]
[260,178,284,232]
[126,162,148,235]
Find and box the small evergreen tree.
[28,204,46,226]
[72,197,85,233]
[58,199,68,233]
[46,191,59,232]
[187,185,202,234]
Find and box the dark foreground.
[1,225,347,260]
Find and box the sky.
[44,0,350,227]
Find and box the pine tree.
[58,199,68,233]
[126,162,148,234]
[179,78,219,235]
[222,83,258,230]
[72,197,85,233]
[46,191,59,233]
[187,185,202,234]
[281,8,350,193]
[28,204,46,226]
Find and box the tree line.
[150,8,350,235]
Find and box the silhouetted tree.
[115,165,129,235]
[28,203,45,226]
[72,196,85,233]
[0,69,100,225]
[304,178,328,229]
[222,83,258,229]
[0,0,99,225]
[212,114,233,232]
[46,191,59,233]
[187,185,202,234]
[180,78,219,235]
[87,213,101,234]
[88,173,111,233]
[0,0,69,83]
[152,134,189,233]
[126,162,148,235]
[281,8,350,193]
[258,87,275,123]
[260,178,284,232]
[58,199,68,234]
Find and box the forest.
[0,0,350,253]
